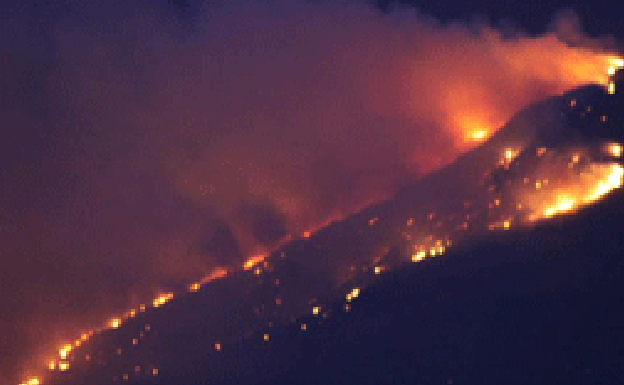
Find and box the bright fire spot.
[214,342,221,351]
[58,362,69,371]
[263,333,270,341]
[302,231,311,238]
[24,379,39,385]
[152,368,159,376]
[608,82,616,94]
[59,344,71,359]
[374,266,382,274]
[312,306,320,315]
[109,318,121,329]
[542,195,575,218]
[503,148,519,164]
[467,130,488,142]
[189,268,229,292]
[527,163,624,221]
[348,288,361,301]
[48,360,56,370]
[243,255,266,270]
[412,250,426,262]
[605,143,622,158]
[152,293,174,308]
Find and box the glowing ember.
[58,344,71,359]
[467,130,488,141]
[152,293,174,308]
[542,195,575,218]
[244,255,266,271]
[526,162,624,222]
[412,251,426,262]
[605,143,622,158]
[109,318,121,329]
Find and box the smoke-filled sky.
[1,0,622,382]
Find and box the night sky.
[2,1,624,384]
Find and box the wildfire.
[243,255,266,271]
[188,268,229,292]
[108,318,121,329]
[13,49,624,385]
[526,161,624,222]
[605,143,622,158]
[152,293,174,308]
[466,129,489,142]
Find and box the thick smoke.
[0,0,618,382]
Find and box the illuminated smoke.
[1,0,622,383]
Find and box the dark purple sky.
[1,0,622,382]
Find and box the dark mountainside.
[45,79,624,385]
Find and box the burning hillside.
[15,51,624,385]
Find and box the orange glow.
[244,255,266,270]
[503,148,520,164]
[59,344,71,359]
[215,342,221,351]
[58,362,69,371]
[48,360,56,370]
[542,195,575,218]
[466,130,488,142]
[608,82,615,94]
[109,318,121,329]
[605,143,622,158]
[189,267,228,292]
[263,333,270,341]
[412,250,426,262]
[152,368,159,376]
[26,379,39,385]
[526,162,624,222]
[152,292,174,308]
[302,231,311,239]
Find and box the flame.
[243,255,266,271]
[188,268,229,292]
[605,143,622,158]
[152,293,174,308]
[13,45,624,385]
[526,161,624,221]
[108,318,121,329]
[466,129,489,142]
